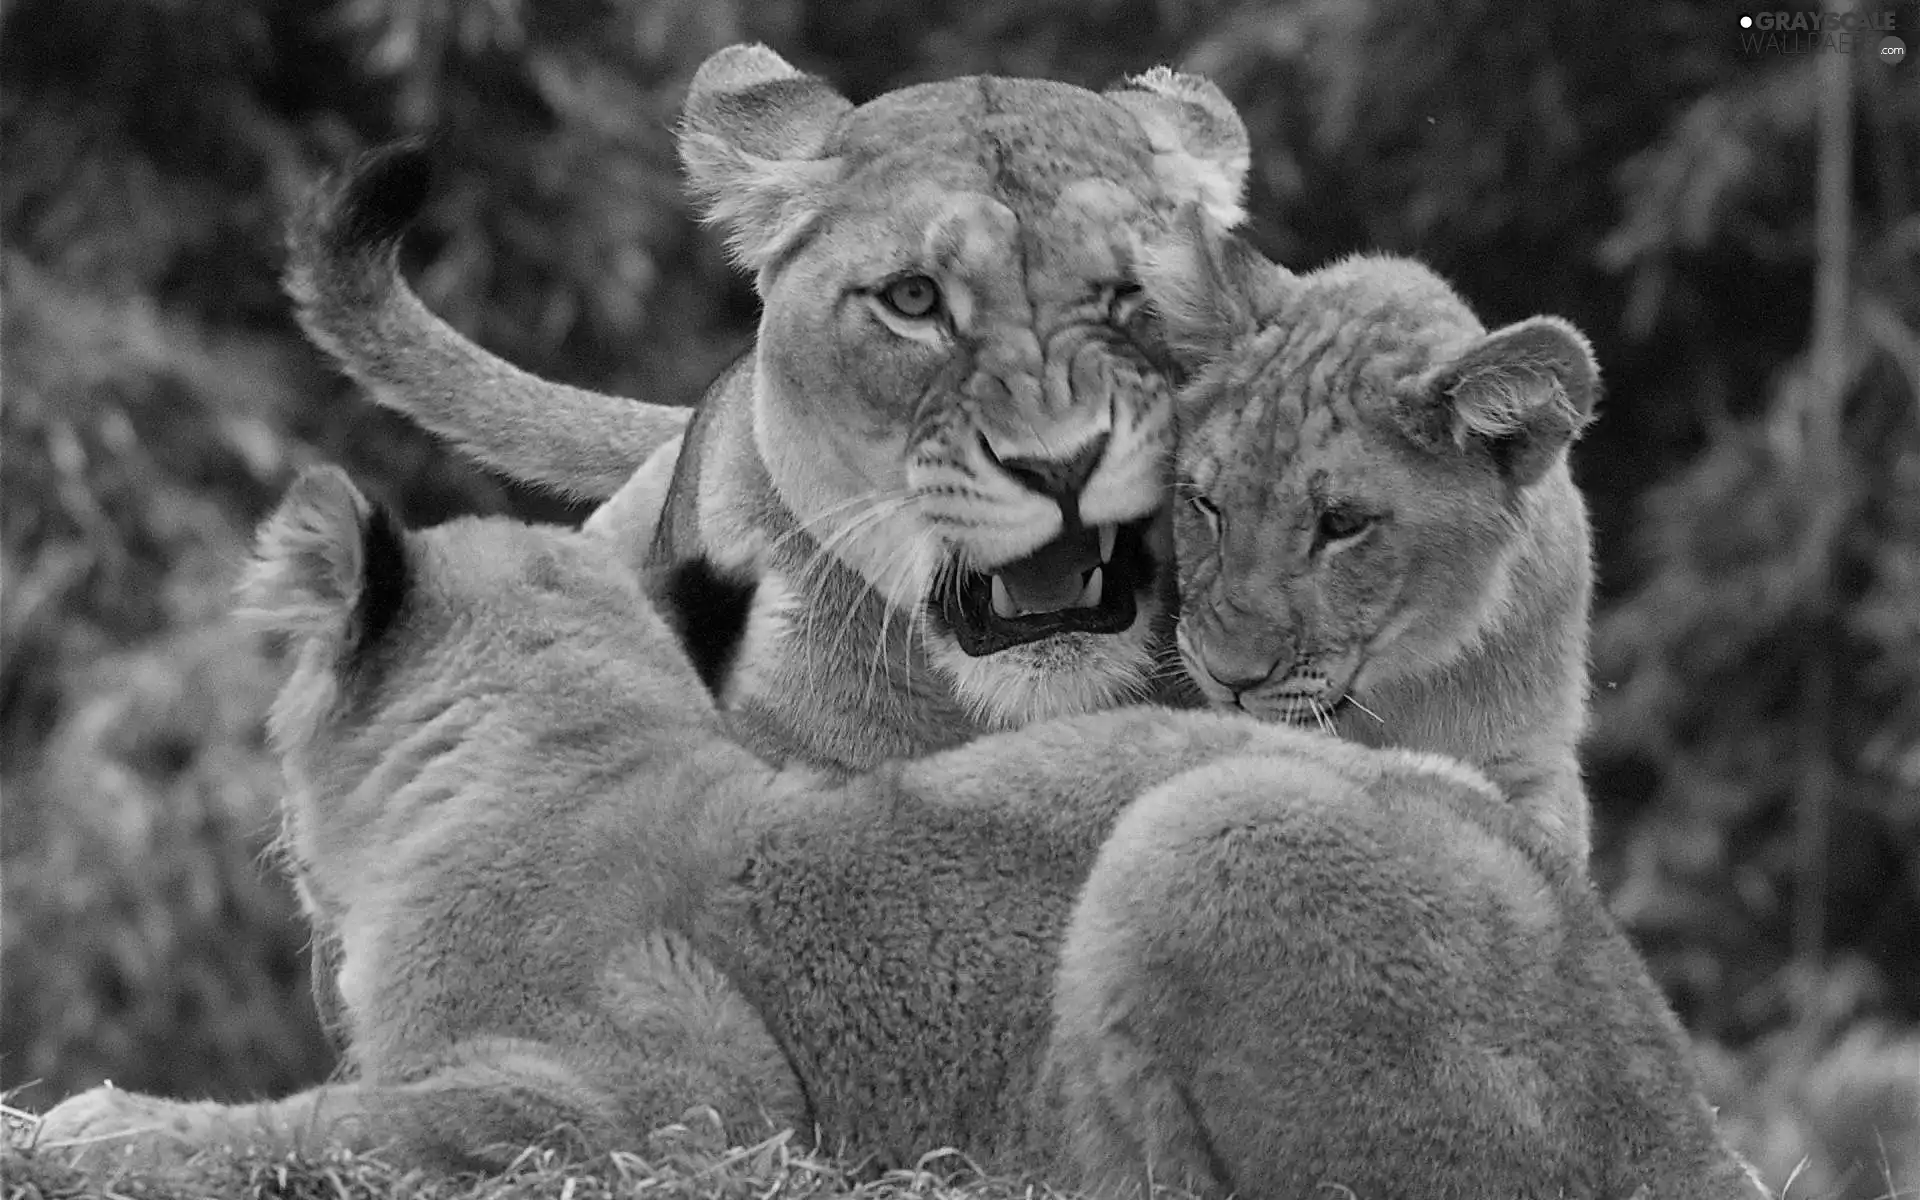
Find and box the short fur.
[34,468,1760,1200]
[286,46,1256,768]
[1145,216,1602,863]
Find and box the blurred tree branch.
[1785,0,1857,977]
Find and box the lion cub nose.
[992,433,1109,510]
[1195,645,1283,696]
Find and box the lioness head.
[680,46,1249,726]
[1146,220,1600,725]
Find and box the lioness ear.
[1406,316,1600,486]
[1140,205,1294,358]
[678,44,853,274]
[1105,68,1250,229]
[238,465,409,651]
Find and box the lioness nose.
[994,433,1109,507]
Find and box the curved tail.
[284,140,690,502]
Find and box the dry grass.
[5,1107,1915,1200]
[2,1111,1086,1200]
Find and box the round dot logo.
[1883,36,1908,65]
[1740,14,1753,27]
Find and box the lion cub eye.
[1187,493,1223,536]
[880,275,942,320]
[1315,506,1376,549]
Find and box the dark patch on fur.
[1172,1076,1240,1194]
[352,496,411,661]
[644,353,750,575]
[662,556,759,698]
[332,138,434,254]
[519,548,565,594]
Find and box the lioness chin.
[32,466,1760,1200]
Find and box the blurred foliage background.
[2,0,1917,1193]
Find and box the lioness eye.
[1105,281,1146,325]
[881,275,942,320]
[1316,506,1374,547]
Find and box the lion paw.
[32,1085,220,1163]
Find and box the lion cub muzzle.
[1179,616,1358,727]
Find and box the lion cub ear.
[1139,206,1296,358]
[1407,316,1601,487]
[237,465,409,653]
[678,44,853,274]
[1105,69,1250,228]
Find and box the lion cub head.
[236,468,753,939]
[1147,220,1599,727]
[680,46,1251,726]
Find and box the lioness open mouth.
[935,515,1156,657]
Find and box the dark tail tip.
[288,136,435,274]
[330,137,435,253]
[284,135,438,316]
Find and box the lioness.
[34,467,1760,1199]
[288,44,1253,768]
[1144,217,1603,863]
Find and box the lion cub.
[33,468,1758,1199]
[1147,219,1604,865]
